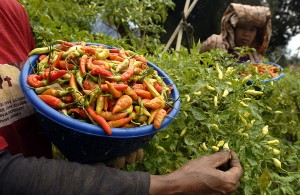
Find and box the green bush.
[133,47,300,194]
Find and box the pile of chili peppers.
[239,62,282,78]
[27,40,175,135]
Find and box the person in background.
[0,0,243,194]
[200,3,272,62]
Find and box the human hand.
[200,34,225,53]
[105,148,144,169]
[149,150,243,195]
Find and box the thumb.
[206,150,231,168]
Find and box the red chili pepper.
[132,83,146,90]
[51,52,63,68]
[58,61,75,70]
[39,54,48,61]
[135,55,147,64]
[168,85,174,91]
[108,48,120,53]
[68,108,88,118]
[82,80,97,90]
[100,111,128,121]
[105,97,116,112]
[134,67,142,74]
[42,68,68,81]
[91,66,114,77]
[108,116,133,128]
[60,40,75,47]
[100,83,128,92]
[92,60,110,70]
[108,53,124,62]
[166,107,172,114]
[60,95,73,103]
[38,94,70,110]
[27,74,47,88]
[85,106,112,135]
[120,59,135,81]
[269,70,275,78]
[134,89,153,99]
[81,46,96,55]
[154,81,163,94]
[79,54,88,76]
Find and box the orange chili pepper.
[112,95,133,113]
[108,116,133,128]
[100,111,128,121]
[153,108,167,129]
[105,81,123,99]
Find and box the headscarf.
[221,3,272,54]
[200,3,272,55]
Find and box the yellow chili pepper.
[215,63,223,80]
[272,158,282,168]
[267,139,280,146]
[245,90,263,96]
[211,146,219,152]
[222,89,229,97]
[272,149,281,155]
[211,124,219,131]
[262,125,269,135]
[201,142,208,151]
[144,79,161,98]
[206,85,215,91]
[214,96,218,107]
[217,140,225,147]
[223,142,229,149]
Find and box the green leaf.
[191,107,207,121]
[259,169,270,192]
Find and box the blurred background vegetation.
[19,0,300,67]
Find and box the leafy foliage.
[128,46,300,194]
[20,0,174,52]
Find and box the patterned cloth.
[200,3,272,58]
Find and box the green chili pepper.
[28,46,52,56]
[76,71,84,89]
[35,83,62,94]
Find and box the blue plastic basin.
[19,44,181,163]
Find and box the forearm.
[0,149,150,195]
[150,174,186,195]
